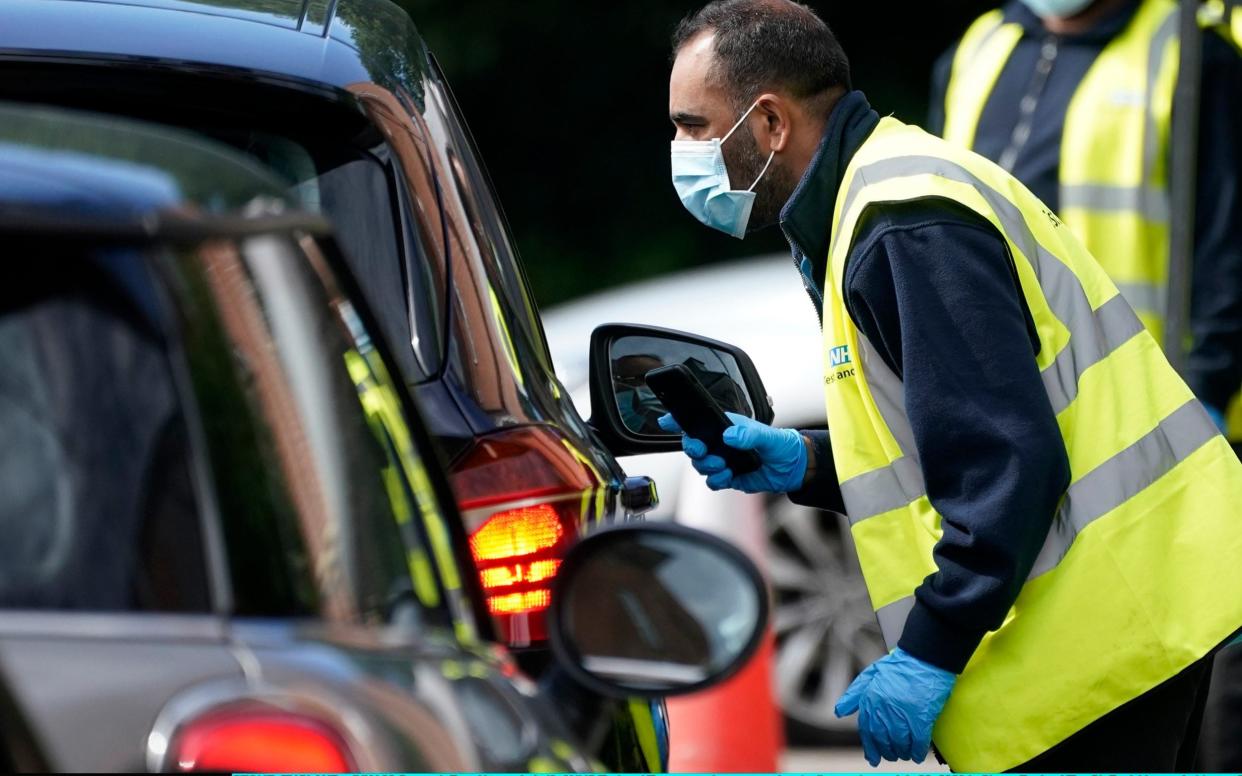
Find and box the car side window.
[169,231,468,632]
[347,85,452,385]
[0,242,211,614]
[424,62,553,373]
[209,128,445,385]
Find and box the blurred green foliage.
[397,1,995,307]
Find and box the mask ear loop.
[720,99,761,144]
[720,100,776,191]
[747,150,776,192]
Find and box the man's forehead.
[669,32,727,118]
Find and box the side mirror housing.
[587,323,774,456]
[546,522,768,698]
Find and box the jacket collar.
[779,90,880,280]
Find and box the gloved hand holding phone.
[659,411,807,493]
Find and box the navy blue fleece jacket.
[781,92,1070,674]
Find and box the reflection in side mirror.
[610,334,755,436]
[547,523,768,698]
[587,323,773,456]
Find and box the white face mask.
[1019,0,1094,18]
[669,100,775,239]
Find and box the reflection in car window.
[209,128,443,384]
[0,245,210,613]
[426,66,550,367]
[172,233,469,633]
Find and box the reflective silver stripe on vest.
[1026,397,1220,577]
[836,155,1146,415]
[1059,184,1170,223]
[1141,10,1180,194]
[839,449,925,525]
[832,155,1148,524]
[1115,280,1167,318]
[838,333,927,524]
[872,400,1220,643]
[1041,293,1147,415]
[877,595,916,648]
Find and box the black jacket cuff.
[897,598,985,675]
[787,430,845,513]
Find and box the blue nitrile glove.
[1205,403,1227,433]
[657,411,807,494]
[833,647,956,766]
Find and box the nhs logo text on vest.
[825,344,856,386]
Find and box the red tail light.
[168,706,354,773]
[451,425,603,647]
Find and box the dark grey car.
[0,4,671,764]
[0,104,768,773]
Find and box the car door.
[151,222,595,773]
[0,237,243,772]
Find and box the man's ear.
[753,93,793,153]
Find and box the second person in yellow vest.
[930,0,1242,443]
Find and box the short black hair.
[672,0,851,112]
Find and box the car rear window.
[220,130,443,384]
[424,64,553,373]
[0,244,211,613]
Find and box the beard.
[722,130,798,233]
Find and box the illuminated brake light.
[469,505,564,561]
[478,559,562,589]
[169,707,354,773]
[487,589,552,615]
[450,426,602,647]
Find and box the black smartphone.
[643,363,762,476]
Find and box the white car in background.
[543,254,885,742]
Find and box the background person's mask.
[670,101,775,239]
[1018,0,1094,18]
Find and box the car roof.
[0,0,430,95]
[0,101,293,224]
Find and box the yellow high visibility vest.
[822,117,1242,772]
[942,0,1242,439]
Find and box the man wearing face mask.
[614,353,667,434]
[664,0,1242,771]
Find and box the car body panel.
[0,1,364,90]
[224,620,593,772]
[0,613,240,772]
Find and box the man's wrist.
[801,433,816,486]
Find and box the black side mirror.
[587,323,774,456]
[546,522,768,698]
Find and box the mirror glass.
[557,529,764,694]
[609,335,755,435]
